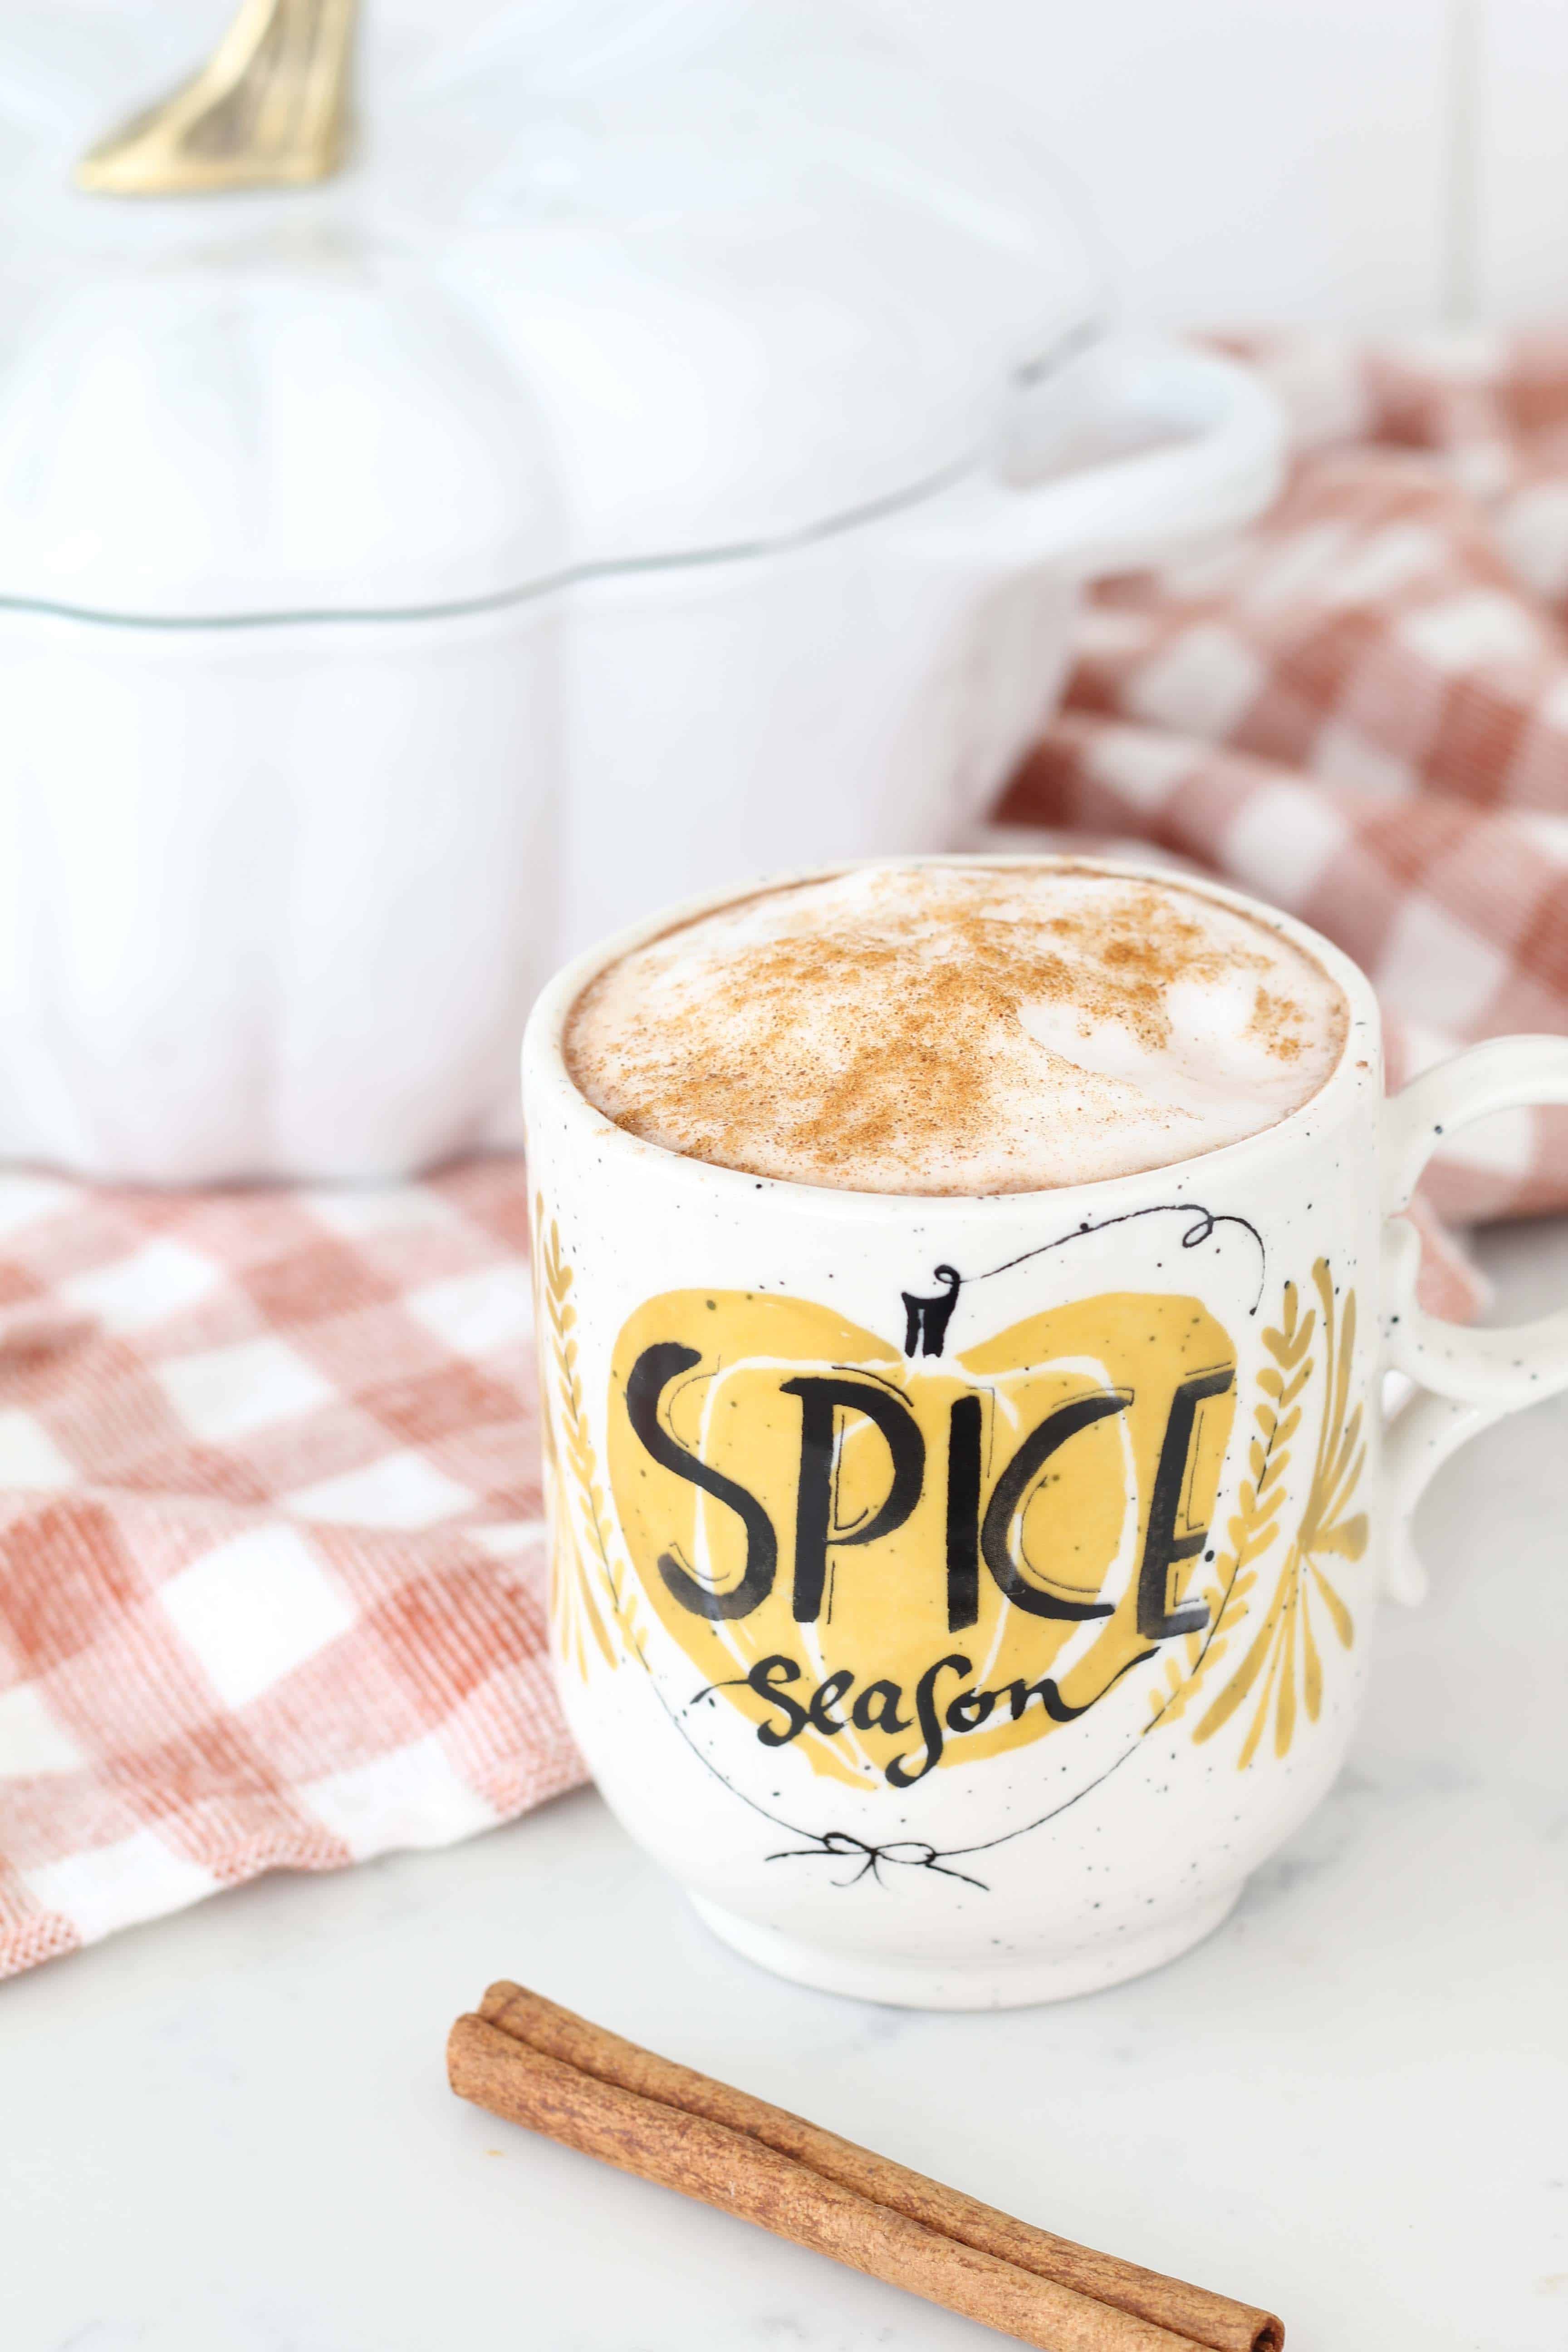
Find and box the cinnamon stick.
[448,1981,1283,2352]
[448,2010,1198,2352]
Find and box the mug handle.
[1382,1035,1568,1602]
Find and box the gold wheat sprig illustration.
[1147,1275,1313,1733]
[1193,1259,1365,1765]
[536,1200,637,1677]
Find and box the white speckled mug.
[522,858,1568,2008]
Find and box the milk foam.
[565,864,1348,1194]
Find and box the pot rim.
[0,318,1119,634]
[0,440,994,635]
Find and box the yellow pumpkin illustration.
[607,1289,1238,1790]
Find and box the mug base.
[689,1882,1244,2009]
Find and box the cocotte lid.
[0,0,1105,622]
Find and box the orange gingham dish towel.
[0,1159,579,1976]
[1002,329,1568,1243]
[10,325,1568,1975]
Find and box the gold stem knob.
[77,0,357,196]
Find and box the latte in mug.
[529,856,1568,2007]
[565,863,1348,1194]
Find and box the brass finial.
[77,0,357,196]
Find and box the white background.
[892,0,1568,328]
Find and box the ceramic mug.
[522,857,1568,2008]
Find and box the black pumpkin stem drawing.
[901,1264,961,1358]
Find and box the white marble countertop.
[4,1221,1566,2352]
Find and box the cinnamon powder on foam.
[565,868,1345,1195]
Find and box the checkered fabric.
[0,1160,578,1978]
[9,327,1568,1977]
[1000,329,1568,1239]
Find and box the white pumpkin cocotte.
[0,2,1279,1179]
